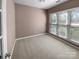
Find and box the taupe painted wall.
[15,4,46,38]
[6,0,15,52]
[46,0,79,32]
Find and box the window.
[0,0,3,59]
[49,13,57,35]
[0,0,1,9]
[50,13,57,24]
[58,26,68,38]
[49,7,79,43]
[0,12,1,36]
[49,25,57,35]
[58,11,68,25]
[71,10,79,25]
[0,39,2,58]
[70,9,79,42]
[70,27,79,41]
[58,11,68,38]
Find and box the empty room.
[0,0,79,59]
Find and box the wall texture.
[46,0,79,32]
[6,0,15,53]
[15,4,46,38]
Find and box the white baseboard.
[10,33,47,59]
[16,33,47,41]
[10,40,17,59]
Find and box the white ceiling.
[15,0,68,9]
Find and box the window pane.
[49,25,57,35]
[59,11,68,25]
[50,13,57,24]
[0,13,1,36]
[58,26,67,38]
[0,0,1,9]
[70,27,79,42]
[71,10,79,25]
[0,39,2,59]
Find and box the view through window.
[49,7,79,43]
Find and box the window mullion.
[57,13,59,36]
[68,11,72,39]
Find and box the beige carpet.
[12,34,79,59]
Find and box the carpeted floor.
[12,34,79,59]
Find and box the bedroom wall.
[15,4,46,38]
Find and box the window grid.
[49,8,79,41]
